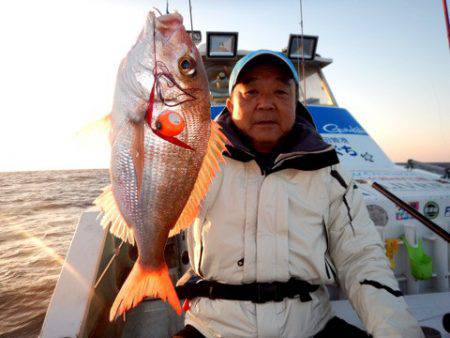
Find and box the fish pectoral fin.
[75,114,112,144]
[109,262,181,321]
[169,120,229,237]
[94,185,135,246]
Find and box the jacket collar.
[216,102,339,173]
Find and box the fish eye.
[178,55,196,77]
[180,59,190,69]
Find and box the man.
[175,50,423,337]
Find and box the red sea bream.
[94,11,227,321]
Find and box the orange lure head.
[155,110,186,137]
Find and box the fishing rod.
[371,182,450,243]
[443,0,450,50]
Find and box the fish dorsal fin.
[169,120,228,237]
[94,185,135,245]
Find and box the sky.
[0,0,449,172]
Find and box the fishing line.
[147,15,195,150]
[94,240,124,289]
[429,81,450,160]
[153,7,163,16]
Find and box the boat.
[40,30,450,338]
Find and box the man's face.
[226,63,297,153]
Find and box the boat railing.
[406,159,450,179]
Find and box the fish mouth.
[155,12,183,39]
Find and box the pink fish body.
[94,11,227,321]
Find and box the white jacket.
[184,106,423,338]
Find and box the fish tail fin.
[109,262,181,321]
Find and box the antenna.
[299,0,306,104]
[296,4,300,82]
[166,0,169,14]
[188,0,194,32]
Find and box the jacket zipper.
[322,218,337,281]
[197,244,204,277]
[325,256,337,281]
[324,258,331,279]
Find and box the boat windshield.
[298,68,335,106]
[207,63,336,107]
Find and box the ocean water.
[1,164,449,337]
[0,169,109,338]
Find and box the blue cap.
[228,49,299,96]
